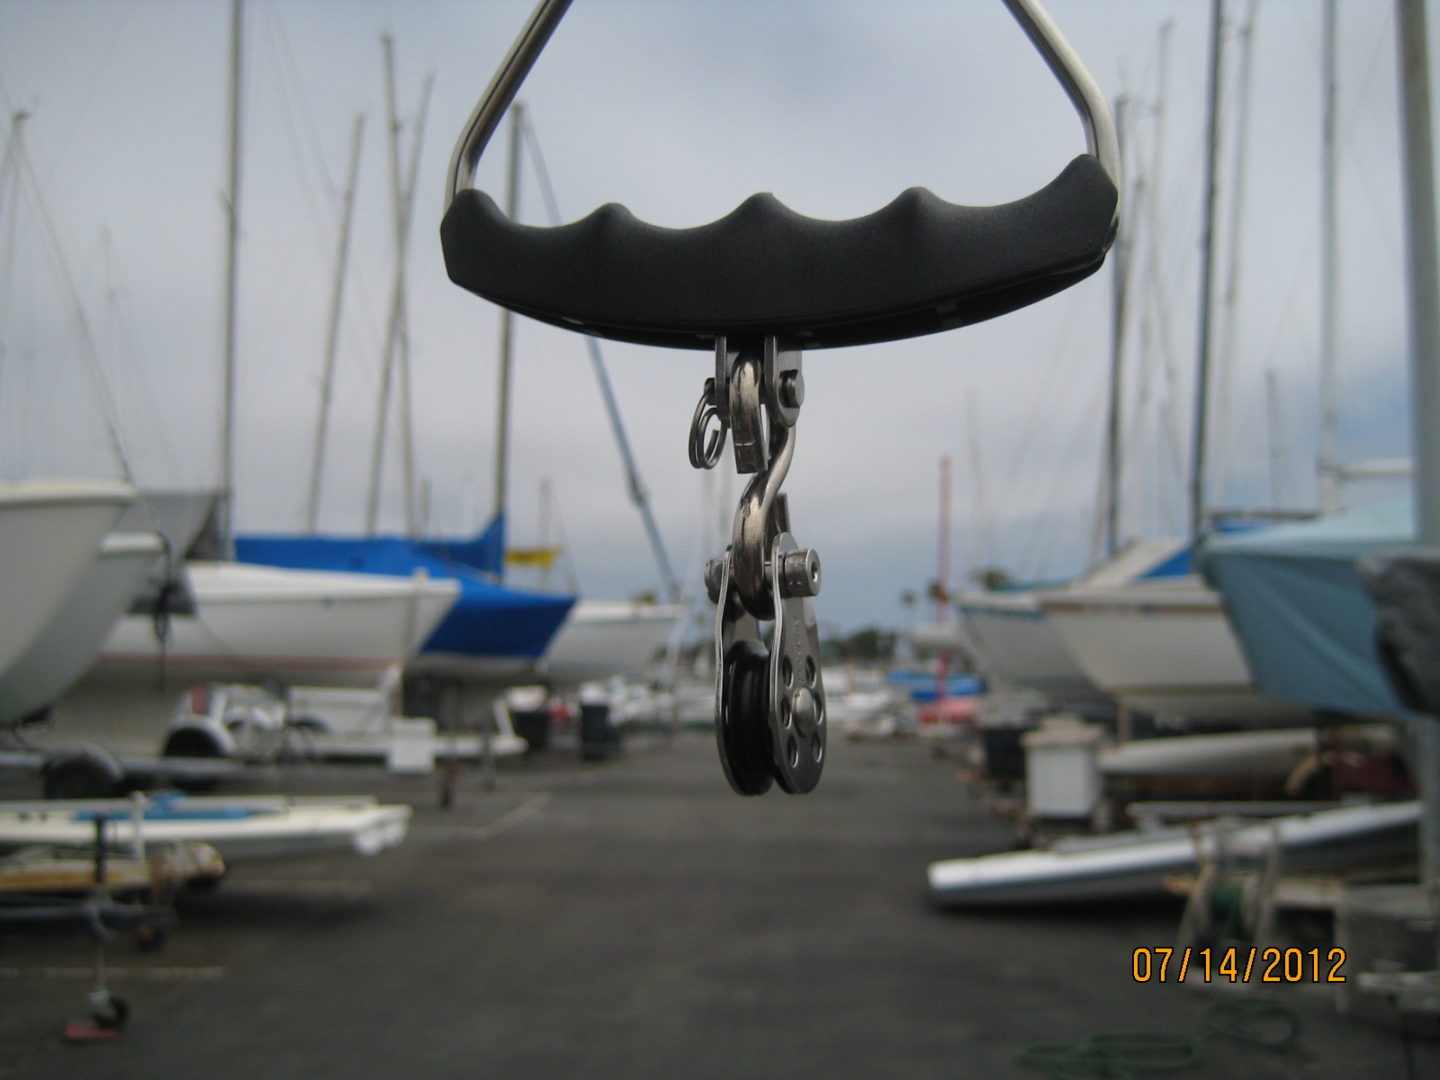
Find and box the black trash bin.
[579,702,622,760]
[982,725,1029,781]
[511,708,551,752]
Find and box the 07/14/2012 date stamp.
[1132,946,1347,984]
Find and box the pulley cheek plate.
[768,532,825,793]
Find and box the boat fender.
[40,744,124,800]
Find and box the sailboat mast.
[491,102,524,571]
[306,114,365,534]
[1137,20,1175,536]
[935,454,952,705]
[392,53,433,539]
[1101,94,1129,561]
[1395,0,1440,947]
[1213,2,1257,506]
[937,455,951,625]
[364,42,432,536]
[220,0,244,554]
[363,40,403,536]
[1188,0,1225,540]
[1318,0,1342,513]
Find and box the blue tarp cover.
[1197,500,1415,718]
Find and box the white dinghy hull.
[0,793,412,862]
[928,801,1420,907]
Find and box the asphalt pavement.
[1,728,1435,1079]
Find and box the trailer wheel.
[88,988,130,1030]
[162,728,223,758]
[42,751,121,799]
[161,728,225,792]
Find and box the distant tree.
[970,566,1013,591]
[835,626,898,663]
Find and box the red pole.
[936,455,951,705]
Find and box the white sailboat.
[76,11,465,700]
[0,479,136,678]
[956,537,1189,711]
[956,589,1095,704]
[540,599,687,689]
[1028,10,1310,728]
[0,530,163,724]
[1039,574,1313,724]
[40,559,459,761]
[96,560,459,689]
[949,39,1187,717]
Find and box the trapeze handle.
[441,0,1120,350]
[441,155,1117,350]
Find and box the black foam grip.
[441,153,1116,351]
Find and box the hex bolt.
[778,548,821,599]
[778,370,805,410]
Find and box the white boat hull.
[928,801,1420,907]
[957,592,1108,708]
[97,561,460,688]
[541,601,685,687]
[0,794,412,862]
[1041,577,1312,723]
[0,479,134,675]
[0,531,164,724]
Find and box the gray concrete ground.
[1,729,1435,1079]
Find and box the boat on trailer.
[0,840,225,896]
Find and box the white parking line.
[414,793,552,840]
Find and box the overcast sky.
[0,0,1425,634]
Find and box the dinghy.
[928,800,1419,907]
[0,792,412,863]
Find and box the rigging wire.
[997,285,1093,502]
[1211,1,1262,511]
[0,121,21,475]
[1338,7,1406,276]
[1015,363,1109,581]
[100,229,185,486]
[267,2,387,385]
[45,4,137,178]
[518,110,683,603]
[7,115,133,482]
